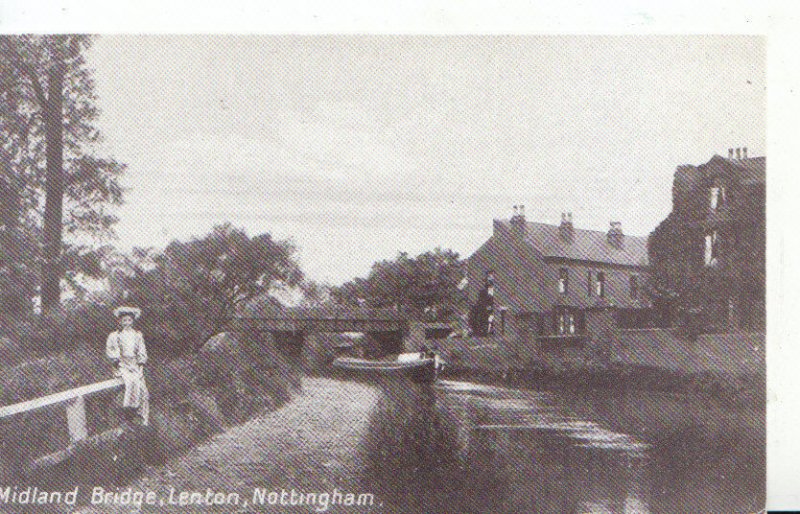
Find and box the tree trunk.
[41,49,65,314]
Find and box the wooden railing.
[0,378,124,446]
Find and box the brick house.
[465,206,650,359]
[649,148,766,332]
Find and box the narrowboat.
[332,352,443,383]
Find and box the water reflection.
[365,379,763,514]
[467,427,650,514]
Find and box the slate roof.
[703,155,766,185]
[496,220,649,267]
[726,156,765,185]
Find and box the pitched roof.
[496,220,649,267]
[704,155,766,185]
[727,156,765,185]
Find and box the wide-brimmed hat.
[113,306,142,320]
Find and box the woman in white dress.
[106,306,149,426]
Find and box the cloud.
[93,36,764,284]
[157,101,406,190]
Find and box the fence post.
[65,395,88,444]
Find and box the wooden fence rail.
[0,378,123,445]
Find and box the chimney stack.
[743,147,748,159]
[559,212,575,243]
[607,221,624,249]
[728,148,734,159]
[736,148,741,160]
[510,204,526,237]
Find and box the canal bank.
[433,330,765,404]
[70,377,385,513]
[47,371,763,514]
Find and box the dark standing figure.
[469,271,496,336]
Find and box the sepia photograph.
[0,20,772,514]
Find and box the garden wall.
[613,329,764,375]
[432,336,517,373]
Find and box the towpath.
[75,377,383,513]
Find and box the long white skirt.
[115,364,150,426]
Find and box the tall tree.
[298,279,332,308]
[0,158,38,317]
[332,248,467,321]
[0,35,125,314]
[117,224,303,353]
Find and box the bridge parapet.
[228,317,408,333]
[227,306,409,334]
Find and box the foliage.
[0,171,38,317]
[331,248,467,321]
[0,304,116,367]
[116,224,303,355]
[0,334,299,484]
[0,35,125,312]
[648,176,766,332]
[196,331,296,423]
[298,279,332,307]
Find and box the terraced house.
[465,206,650,353]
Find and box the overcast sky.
[86,35,765,285]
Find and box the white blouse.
[106,329,148,367]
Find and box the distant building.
[649,148,765,332]
[465,206,650,349]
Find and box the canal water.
[366,378,765,514]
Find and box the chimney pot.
[510,204,526,236]
[736,148,741,159]
[559,211,575,243]
[607,221,624,248]
[743,147,748,158]
[728,148,734,159]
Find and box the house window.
[555,308,580,335]
[587,270,593,296]
[558,268,569,294]
[595,272,605,297]
[557,312,575,335]
[630,275,639,299]
[709,180,727,210]
[704,231,719,266]
[709,187,720,210]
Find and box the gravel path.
[75,377,383,513]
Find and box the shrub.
[116,225,303,356]
[0,324,300,485]
[195,331,296,424]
